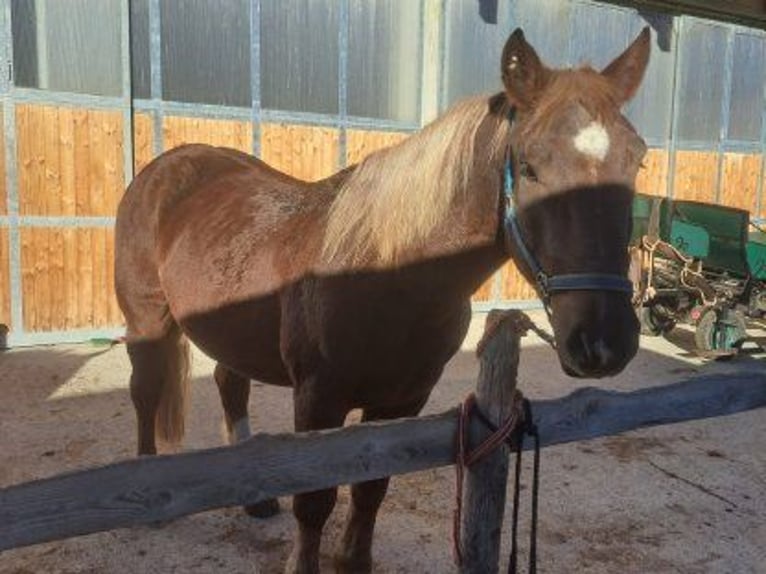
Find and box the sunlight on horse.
[115,27,650,574]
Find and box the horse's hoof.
[333,553,372,574]
[244,498,280,518]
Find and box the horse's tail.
[155,326,191,446]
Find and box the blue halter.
[503,145,634,304]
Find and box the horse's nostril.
[568,330,617,376]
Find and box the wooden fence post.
[460,309,527,573]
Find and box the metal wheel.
[639,305,676,336]
[694,307,748,353]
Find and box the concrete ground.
[0,311,764,574]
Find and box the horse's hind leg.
[128,324,190,456]
[214,363,279,518]
[334,395,429,574]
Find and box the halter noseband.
[503,115,633,306]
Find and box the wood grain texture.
[132,113,154,176]
[635,148,668,197]
[163,115,252,154]
[672,150,719,203]
[16,104,125,216]
[345,129,410,166]
[720,152,761,212]
[260,123,339,181]
[20,228,121,331]
[1,371,764,552]
[500,261,537,301]
[460,311,522,573]
[471,275,495,302]
[0,228,10,329]
[0,106,5,215]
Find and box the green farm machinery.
[630,194,766,355]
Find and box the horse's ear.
[501,29,550,110]
[601,27,651,104]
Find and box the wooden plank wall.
[260,124,339,181]
[672,150,719,203]
[0,105,5,215]
[15,104,125,332]
[0,228,9,329]
[19,228,120,332]
[636,148,669,197]
[133,112,154,175]
[163,116,252,154]
[721,152,761,212]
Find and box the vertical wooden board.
[672,150,719,203]
[260,124,339,181]
[471,275,495,302]
[58,108,77,216]
[0,228,10,329]
[720,153,761,213]
[87,110,107,217]
[105,228,123,326]
[163,116,252,154]
[20,228,53,331]
[133,113,155,175]
[77,228,94,327]
[48,228,66,330]
[42,106,62,215]
[73,109,92,216]
[63,228,79,329]
[91,227,108,327]
[500,261,537,301]
[345,130,410,166]
[17,104,48,215]
[0,106,6,215]
[102,113,125,216]
[635,148,668,197]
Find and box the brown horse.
[115,28,649,574]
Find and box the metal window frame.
[0,0,430,347]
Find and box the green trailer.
[631,194,765,355]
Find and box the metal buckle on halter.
[535,271,550,299]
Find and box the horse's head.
[500,28,650,378]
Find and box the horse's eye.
[519,162,538,182]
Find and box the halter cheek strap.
[502,126,633,304]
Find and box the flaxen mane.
[323,96,510,265]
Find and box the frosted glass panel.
[727,33,765,142]
[161,0,251,107]
[261,0,339,114]
[11,0,122,96]
[676,21,727,143]
[130,0,151,99]
[443,0,570,107]
[625,13,675,142]
[512,0,571,68]
[443,0,513,105]
[348,0,420,123]
[569,3,632,69]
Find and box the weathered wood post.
[459,309,528,573]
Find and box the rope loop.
[453,392,540,573]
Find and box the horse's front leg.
[286,383,349,574]
[334,395,429,574]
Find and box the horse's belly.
[178,294,291,386]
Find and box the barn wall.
[2,0,766,345]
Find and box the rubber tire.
[694,308,748,353]
[639,306,676,337]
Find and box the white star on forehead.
[573,121,610,162]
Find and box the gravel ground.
[0,311,764,574]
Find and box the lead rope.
[508,398,540,574]
[453,393,540,574]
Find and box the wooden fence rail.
[1,368,764,553]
